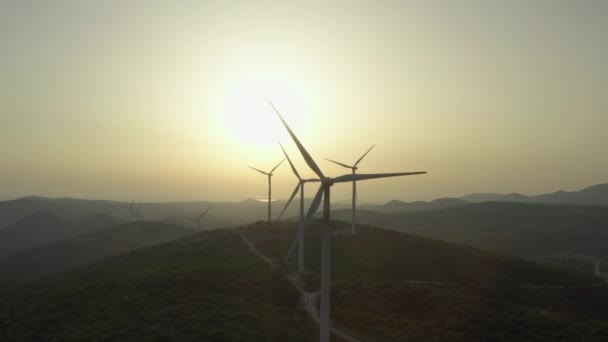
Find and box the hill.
[332,202,608,274]
[0,222,198,283]
[237,221,608,340]
[462,183,608,206]
[363,197,470,213]
[0,197,244,230]
[2,221,607,340]
[78,213,124,231]
[0,212,82,259]
[0,227,316,340]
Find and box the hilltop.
[2,221,608,341]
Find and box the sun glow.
[218,75,312,150]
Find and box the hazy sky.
[1,0,607,202]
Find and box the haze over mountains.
[2,183,606,228]
[1,182,608,339]
[461,183,608,206]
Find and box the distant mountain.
[462,183,608,206]
[367,197,470,213]
[78,213,124,231]
[0,221,197,282]
[0,211,81,259]
[0,197,128,228]
[0,197,242,230]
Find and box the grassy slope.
[238,220,608,341]
[0,222,198,283]
[331,203,608,271]
[0,229,316,341]
[3,220,608,341]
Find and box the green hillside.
[331,202,608,273]
[2,221,608,341]
[0,228,316,341]
[238,220,608,341]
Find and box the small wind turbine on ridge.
[135,202,142,243]
[326,144,375,234]
[186,207,212,230]
[248,158,285,222]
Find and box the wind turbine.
[326,145,375,234]
[248,159,285,222]
[135,202,142,243]
[186,207,212,230]
[277,142,320,273]
[270,102,426,342]
[124,199,136,237]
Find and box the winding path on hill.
[229,229,361,342]
[229,229,275,268]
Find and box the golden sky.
[1,1,607,202]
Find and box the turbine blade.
[304,185,324,224]
[354,144,375,167]
[270,102,325,179]
[325,158,353,169]
[201,206,212,219]
[270,158,285,174]
[333,171,427,183]
[284,237,298,262]
[279,142,301,180]
[278,184,300,221]
[248,165,268,175]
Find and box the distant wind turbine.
[123,199,136,236]
[135,202,142,243]
[186,207,212,230]
[271,101,426,342]
[248,159,285,222]
[326,144,375,234]
[277,142,320,273]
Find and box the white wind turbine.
[186,207,212,230]
[248,159,285,222]
[326,145,375,234]
[271,102,426,342]
[277,142,320,273]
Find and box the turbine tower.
[248,159,285,222]
[271,102,426,342]
[326,144,375,234]
[277,142,320,273]
[186,207,212,230]
[126,199,136,237]
[135,202,141,243]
